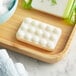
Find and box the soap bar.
[16,18,62,51]
[32,0,75,19]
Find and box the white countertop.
[0,32,76,76]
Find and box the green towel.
[63,0,76,24]
[22,0,32,9]
[23,0,76,24]
[22,0,57,9]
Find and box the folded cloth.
[0,49,28,76]
[0,69,5,76]
[15,63,28,76]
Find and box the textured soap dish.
[0,0,75,63]
[16,18,62,52]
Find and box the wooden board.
[0,0,76,63]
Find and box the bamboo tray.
[0,0,76,63]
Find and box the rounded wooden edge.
[17,24,76,63]
[0,24,75,63]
